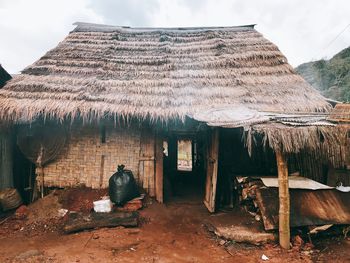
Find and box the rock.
[15,205,29,219]
[15,250,42,260]
[92,234,100,239]
[219,239,226,246]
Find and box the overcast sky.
[0,0,349,73]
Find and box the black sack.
[109,164,139,206]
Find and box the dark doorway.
[163,132,206,203]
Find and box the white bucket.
[93,199,112,213]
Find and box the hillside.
[296,47,350,102]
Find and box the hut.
[0,22,346,247]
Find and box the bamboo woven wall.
[41,125,142,189]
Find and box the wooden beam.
[276,150,290,249]
[155,135,164,203]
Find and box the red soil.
[59,186,108,213]
[0,188,349,262]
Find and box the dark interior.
[163,131,207,203]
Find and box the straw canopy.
[0,22,330,123]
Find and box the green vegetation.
[296,47,350,102]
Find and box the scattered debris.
[26,190,63,224]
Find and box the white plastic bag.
[93,199,112,213]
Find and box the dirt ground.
[0,190,349,263]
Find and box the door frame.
[203,128,220,213]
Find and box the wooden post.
[99,155,105,188]
[276,150,290,249]
[155,135,164,203]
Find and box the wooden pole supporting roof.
[276,150,290,249]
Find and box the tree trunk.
[276,150,290,249]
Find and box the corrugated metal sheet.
[190,107,334,128]
[192,107,270,128]
[260,176,334,190]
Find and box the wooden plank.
[204,128,219,213]
[155,135,164,203]
[255,187,350,230]
[138,128,156,196]
[276,150,290,249]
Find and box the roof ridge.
[72,22,256,33]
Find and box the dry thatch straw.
[0,22,331,124]
[328,103,350,123]
[244,124,348,167]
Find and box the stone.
[15,205,29,219]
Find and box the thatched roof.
[0,64,11,89]
[0,22,330,123]
[328,103,350,123]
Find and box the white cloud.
[0,0,349,73]
[0,0,103,73]
[150,0,350,66]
